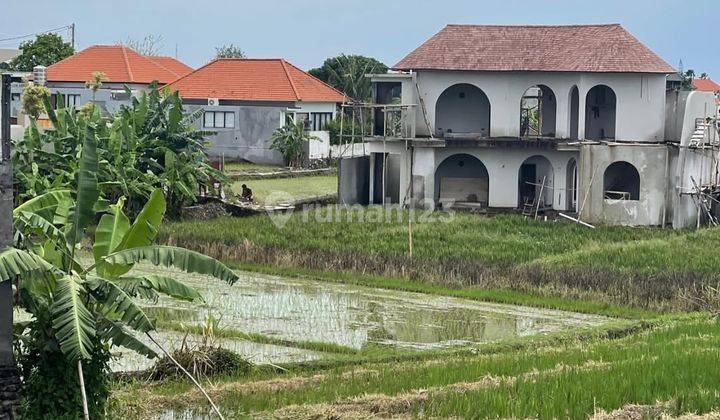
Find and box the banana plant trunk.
[0,73,20,418]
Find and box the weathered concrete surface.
[0,162,19,418]
[578,144,668,226]
[338,156,369,205]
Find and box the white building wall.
[365,142,578,210]
[414,71,667,142]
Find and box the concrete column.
[555,88,570,139]
[0,73,20,419]
[578,87,588,140]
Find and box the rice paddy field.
[229,175,337,205]
[107,209,720,418]
[161,209,720,312]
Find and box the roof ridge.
[445,23,621,28]
[282,60,347,101]
[120,46,134,82]
[145,55,181,77]
[163,58,221,89]
[279,59,300,101]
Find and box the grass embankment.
[229,175,337,205]
[110,315,720,419]
[161,210,720,312]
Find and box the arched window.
[520,85,556,138]
[435,84,491,138]
[585,85,617,140]
[435,154,489,207]
[603,161,640,200]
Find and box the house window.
[603,161,640,201]
[295,112,310,129]
[203,111,235,128]
[310,112,333,131]
[49,93,81,108]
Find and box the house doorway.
[519,85,556,138]
[517,155,554,208]
[566,158,578,211]
[372,153,401,204]
[569,86,579,140]
[435,84,491,138]
[585,85,617,140]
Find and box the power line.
[0,24,72,43]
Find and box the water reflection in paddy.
[134,264,608,350]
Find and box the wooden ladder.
[521,197,535,218]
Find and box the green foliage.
[150,346,252,380]
[323,117,368,145]
[21,82,50,119]
[12,84,226,216]
[7,33,74,71]
[6,139,239,417]
[269,120,319,167]
[309,55,388,101]
[215,44,246,58]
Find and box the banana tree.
[3,117,238,418]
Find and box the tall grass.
[160,210,720,311]
[110,317,720,419]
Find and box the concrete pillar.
[0,73,21,419]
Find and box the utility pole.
[70,23,75,50]
[0,73,20,419]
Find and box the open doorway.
[372,153,401,204]
[520,85,556,138]
[566,158,578,211]
[585,85,616,140]
[435,154,489,208]
[518,155,554,208]
[435,84,491,138]
[569,86,579,140]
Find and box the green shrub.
[150,347,252,380]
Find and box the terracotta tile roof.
[146,56,193,78]
[164,58,346,103]
[693,78,720,92]
[46,45,192,84]
[394,24,675,74]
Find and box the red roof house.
[164,58,345,102]
[693,78,720,92]
[394,24,675,73]
[46,45,192,85]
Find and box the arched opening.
[435,84,491,138]
[566,158,578,211]
[603,161,640,200]
[585,85,616,140]
[569,86,579,140]
[518,155,554,209]
[520,85,556,138]
[435,154,489,207]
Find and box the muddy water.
[131,264,608,351]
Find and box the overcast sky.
[1,0,717,77]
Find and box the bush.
[18,331,111,419]
[150,346,252,380]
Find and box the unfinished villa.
[338,24,720,228]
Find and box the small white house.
[164,58,345,165]
[11,45,192,118]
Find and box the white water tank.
[32,66,46,86]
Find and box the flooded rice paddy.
[107,263,609,371]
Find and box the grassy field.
[224,161,283,173]
[161,209,720,311]
[229,175,337,204]
[109,315,720,419]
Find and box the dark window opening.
[603,161,640,200]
